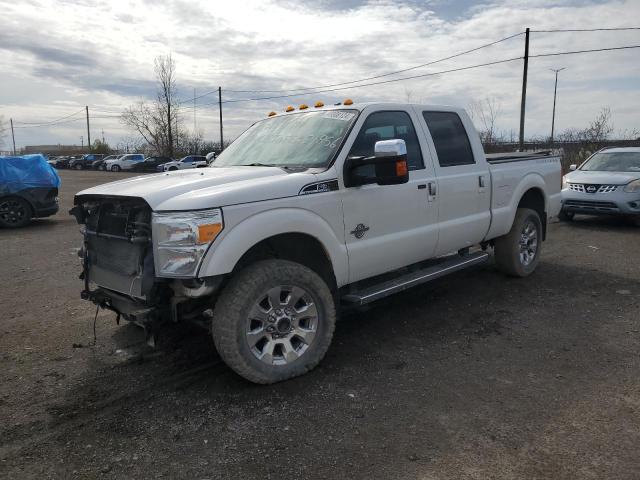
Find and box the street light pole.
[550,67,565,145]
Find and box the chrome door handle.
[428,182,437,196]
[479,175,486,188]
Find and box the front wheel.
[111,164,121,172]
[74,163,83,170]
[168,166,178,171]
[211,259,336,384]
[494,208,542,277]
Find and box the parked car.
[131,156,174,172]
[560,147,640,223]
[1,154,60,228]
[104,154,145,172]
[71,102,561,384]
[53,156,72,169]
[93,155,118,170]
[69,154,105,170]
[161,155,208,171]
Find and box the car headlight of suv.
[562,175,569,189]
[623,179,640,193]
[152,208,223,277]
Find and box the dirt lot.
[1,169,639,479]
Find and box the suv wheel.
[494,208,542,277]
[558,209,574,221]
[168,166,178,171]
[211,259,336,384]
[74,163,83,170]
[0,196,33,228]
[111,164,121,172]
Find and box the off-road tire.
[111,165,121,172]
[558,209,574,221]
[0,196,33,228]
[211,259,336,384]
[494,208,542,277]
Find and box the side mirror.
[569,164,577,171]
[344,139,409,187]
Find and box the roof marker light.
[343,98,353,105]
[268,111,277,117]
[299,104,309,110]
[285,106,295,112]
[314,101,324,108]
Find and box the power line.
[13,116,87,129]
[175,31,524,104]
[531,27,640,32]
[225,31,526,93]
[210,56,524,105]
[529,44,640,58]
[13,108,85,126]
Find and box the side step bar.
[341,251,489,306]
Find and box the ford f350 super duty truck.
[71,102,561,384]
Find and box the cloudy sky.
[1,0,638,150]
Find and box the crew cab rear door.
[417,109,491,255]
[341,108,439,283]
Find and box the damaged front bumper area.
[70,196,167,328]
[70,196,224,338]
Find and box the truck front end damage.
[70,196,221,342]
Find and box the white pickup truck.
[71,102,561,384]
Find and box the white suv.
[162,155,208,171]
[105,154,145,172]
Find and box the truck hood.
[76,166,319,210]
[565,170,640,185]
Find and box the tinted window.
[183,157,194,163]
[349,111,423,171]
[422,111,475,167]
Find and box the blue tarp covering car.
[0,154,60,227]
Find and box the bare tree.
[468,97,502,145]
[121,54,179,156]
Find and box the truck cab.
[71,102,561,384]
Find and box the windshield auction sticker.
[321,111,356,121]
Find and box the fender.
[486,172,548,240]
[197,207,349,287]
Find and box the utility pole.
[549,67,565,145]
[518,27,530,151]
[218,86,224,151]
[10,118,16,155]
[81,136,83,149]
[85,106,91,152]
[102,129,105,144]
[193,88,197,154]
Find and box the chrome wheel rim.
[519,220,538,266]
[0,199,27,225]
[246,285,318,366]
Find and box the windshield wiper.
[243,163,277,167]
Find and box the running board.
[341,251,490,306]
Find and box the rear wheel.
[0,196,33,228]
[168,166,178,171]
[558,209,574,221]
[74,163,83,170]
[111,164,121,172]
[494,208,542,277]
[211,259,336,384]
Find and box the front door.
[341,109,439,283]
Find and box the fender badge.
[350,223,370,239]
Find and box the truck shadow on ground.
[34,260,638,472]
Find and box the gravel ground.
[1,169,639,479]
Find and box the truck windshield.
[214,109,358,168]
[580,152,640,172]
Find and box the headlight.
[562,175,568,189]
[152,209,223,277]
[623,179,640,193]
